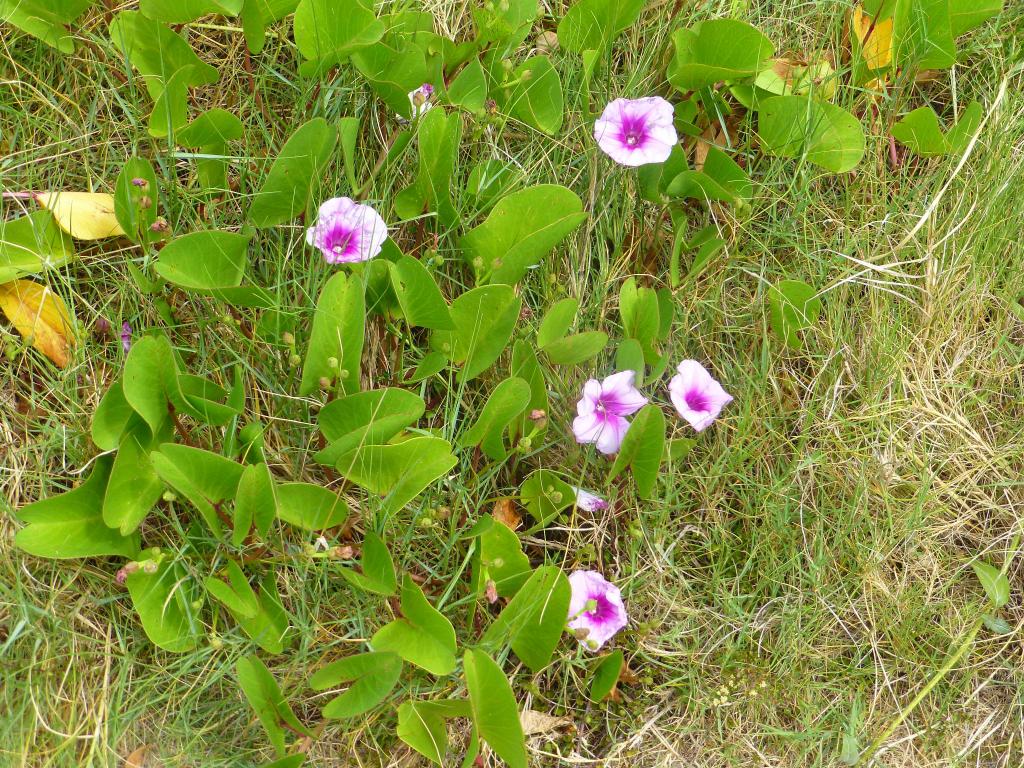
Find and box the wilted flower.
[573,487,608,512]
[407,83,435,118]
[572,370,648,455]
[593,96,678,167]
[668,360,733,431]
[306,197,388,264]
[567,570,627,650]
[120,322,132,353]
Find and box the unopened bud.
[209,634,224,649]
[319,376,332,390]
[142,560,158,574]
[288,353,301,367]
[150,218,169,233]
[338,368,350,379]
[162,491,176,502]
[95,316,111,335]
[326,356,338,369]
[138,195,152,209]
[130,177,148,188]
[529,409,546,420]
[281,331,295,345]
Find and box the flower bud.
[142,560,158,574]
[281,331,295,345]
[288,353,301,367]
[138,195,152,210]
[130,177,148,189]
[162,491,177,502]
[326,356,338,369]
[319,376,332,390]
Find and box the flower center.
[625,130,641,147]
[685,388,710,412]
[325,226,357,257]
[585,594,615,622]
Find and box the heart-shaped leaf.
[336,437,457,516]
[14,456,141,559]
[669,19,774,91]
[461,185,585,284]
[371,575,457,675]
[396,699,471,765]
[150,444,245,535]
[299,271,365,396]
[314,388,426,465]
[390,254,454,330]
[430,284,521,382]
[340,531,397,595]
[126,549,202,653]
[504,55,563,135]
[154,230,252,290]
[458,377,531,460]
[589,649,624,702]
[758,96,865,173]
[767,279,822,349]
[463,649,527,768]
[275,483,348,531]
[520,469,575,531]
[236,654,310,756]
[309,651,403,718]
[557,0,645,53]
[102,428,164,535]
[972,560,1010,609]
[233,462,277,544]
[293,0,385,76]
[608,404,665,499]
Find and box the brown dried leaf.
[0,279,76,367]
[520,709,573,736]
[124,744,155,767]
[492,498,521,530]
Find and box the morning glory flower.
[668,360,733,432]
[573,487,608,512]
[306,197,388,264]
[567,570,627,650]
[572,370,648,455]
[593,96,678,167]
[407,83,435,118]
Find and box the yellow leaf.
[0,279,76,367]
[852,6,893,71]
[35,192,125,240]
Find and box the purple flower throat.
[618,113,648,148]
[685,388,711,412]
[584,593,618,624]
[325,225,358,258]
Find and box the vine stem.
[1,191,37,200]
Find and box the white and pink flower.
[571,370,648,455]
[567,570,627,650]
[593,97,678,167]
[668,360,733,432]
[572,487,608,512]
[306,197,388,264]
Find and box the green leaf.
[340,531,397,596]
[275,483,348,531]
[293,0,385,76]
[108,11,219,96]
[150,443,245,535]
[336,437,457,516]
[102,429,163,535]
[126,550,201,653]
[233,462,277,545]
[948,0,1002,37]
[239,0,297,53]
[397,699,471,765]
[390,255,454,330]
[758,95,865,173]
[372,575,457,676]
[669,19,774,90]
[664,146,752,206]
[619,277,661,364]
[299,271,364,396]
[461,185,585,285]
[615,338,645,385]
[139,0,230,23]
[767,279,822,349]
[447,58,487,112]
[236,654,310,756]
[122,335,176,435]
[114,158,159,245]
[351,41,429,120]
[91,380,139,451]
[482,565,571,673]
[477,519,532,598]
[972,560,1010,608]
[234,573,292,654]
[504,55,563,135]
[248,118,337,228]
[520,469,575,531]
[463,649,527,768]
[892,0,955,70]
[458,377,532,460]
[508,340,547,443]
[430,284,521,382]
[153,230,251,290]
[0,210,75,284]
[394,107,462,226]
[589,649,623,702]
[608,404,665,499]
[543,331,609,366]
[314,388,426,465]
[176,371,244,427]
[556,0,646,53]
[204,559,260,619]
[0,0,90,53]
[892,102,982,157]
[310,651,403,719]
[15,457,141,559]
[537,297,578,348]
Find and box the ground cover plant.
[1,0,1022,766]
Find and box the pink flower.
[306,197,388,264]
[572,487,608,512]
[120,322,132,353]
[572,371,648,455]
[593,97,678,167]
[407,83,435,118]
[567,570,627,650]
[668,360,733,432]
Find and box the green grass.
[2,1,1024,766]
